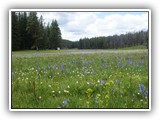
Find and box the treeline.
[12,12,61,51]
[12,12,149,51]
[62,30,149,49]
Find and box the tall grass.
[11,50,149,109]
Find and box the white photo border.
[9,9,151,111]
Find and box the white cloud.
[37,12,148,41]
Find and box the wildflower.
[91,70,94,74]
[100,80,105,86]
[43,68,47,73]
[62,99,68,106]
[52,90,55,93]
[60,63,65,72]
[39,96,41,99]
[144,89,149,98]
[48,66,50,69]
[58,91,61,94]
[37,66,40,74]
[64,90,69,93]
[87,81,92,85]
[128,59,132,65]
[119,60,122,67]
[48,85,52,87]
[57,106,61,108]
[116,79,120,85]
[139,84,145,93]
[66,68,69,73]
[67,85,70,88]
[83,60,87,66]
[52,65,56,69]
[82,67,85,73]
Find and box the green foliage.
[12,12,21,50]
[77,31,149,49]
[50,20,62,49]
[11,49,149,109]
[11,12,62,51]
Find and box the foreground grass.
[11,49,149,109]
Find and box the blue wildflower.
[100,80,105,86]
[83,60,87,66]
[66,68,69,73]
[60,63,65,72]
[91,70,94,74]
[144,89,149,98]
[128,59,132,65]
[82,67,85,73]
[37,66,40,74]
[87,81,93,85]
[43,68,46,73]
[119,60,122,67]
[52,65,56,69]
[62,99,68,106]
[139,84,145,93]
[116,79,121,85]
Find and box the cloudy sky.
[37,12,148,41]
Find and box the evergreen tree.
[50,20,62,49]
[12,12,20,51]
[18,12,28,50]
[26,12,40,50]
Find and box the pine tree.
[50,20,62,49]
[26,12,40,50]
[12,12,20,51]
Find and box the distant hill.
[61,39,73,49]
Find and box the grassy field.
[11,49,149,109]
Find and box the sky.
[37,11,148,41]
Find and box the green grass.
[11,49,149,109]
[119,45,147,50]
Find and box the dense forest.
[12,12,61,51]
[11,12,149,51]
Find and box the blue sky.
[37,12,148,41]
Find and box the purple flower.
[60,63,65,72]
[144,89,149,98]
[139,84,145,93]
[119,60,122,67]
[37,66,40,74]
[62,99,68,106]
[128,59,132,65]
[83,60,87,66]
[100,80,105,86]
[52,65,56,69]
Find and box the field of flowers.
[11,49,149,109]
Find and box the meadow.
[11,49,149,109]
